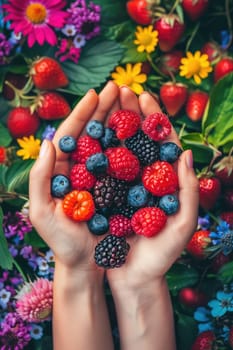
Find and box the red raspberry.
[105,147,140,181]
[220,211,233,228]
[71,135,102,163]
[142,112,172,141]
[108,109,141,139]
[62,190,95,221]
[131,207,167,237]
[109,214,133,237]
[70,164,96,190]
[142,161,178,196]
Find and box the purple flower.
[41,125,56,141]
[55,38,81,63]
[3,211,32,240]
[0,33,11,65]
[0,312,31,349]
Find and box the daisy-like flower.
[16,135,41,160]
[179,51,213,84]
[15,278,53,323]
[3,0,69,47]
[111,63,147,95]
[208,290,233,317]
[134,25,159,53]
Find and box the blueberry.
[51,174,71,198]
[87,213,109,235]
[100,127,120,149]
[160,142,182,163]
[59,135,76,153]
[86,120,104,139]
[158,194,179,215]
[86,153,108,175]
[127,184,149,208]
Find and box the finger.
[139,91,181,146]
[53,89,99,160]
[91,81,120,123]
[120,86,141,115]
[29,140,56,223]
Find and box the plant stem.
[13,259,28,282]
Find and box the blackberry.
[113,204,137,218]
[94,234,130,268]
[125,130,160,166]
[92,175,129,209]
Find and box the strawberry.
[182,0,209,22]
[30,57,69,90]
[62,190,95,221]
[201,41,221,63]
[199,175,221,210]
[142,160,179,196]
[159,50,183,76]
[159,82,188,117]
[142,112,172,141]
[35,92,71,120]
[7,107,40,138]
[179,287,207,308]
[213,155,233,187]
[185,90,209,122]
[131,207,167,237]
[186,230,211,259]
[126,0,152,25]
[2,72,28,101]
[108,109,141,139]
[191,331,215,350]
[105,147,140,181]
[214,56,233,83]
[154,14,185,52]
[0,147,7,164]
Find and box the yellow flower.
[179,51,213,84]
[111,63,147,94]
[16,136,41,160]
[134,25,159,53]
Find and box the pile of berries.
[51,109,182,268]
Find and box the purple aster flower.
[0,32,11,65]
[8,245,18,258]
[41,125,56,141]
[3,211,32,240]
[66,0,101,40]
[0,312,31,349]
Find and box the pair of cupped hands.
[29,81,199,290]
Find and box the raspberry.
[62,190,95,221]
[94,234,130,268]
[142,161,178,196]
[92,175,129,209]
[142,112,172,141]
[71,135,102,163]
[109,214,133,237]
[108,109,141,139]
[125,130,160,166]
[131,207,167,237]
[105,147,140,181]
[70,164,96,190]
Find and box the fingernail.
[39,140,48,158]
[186,150,193,168]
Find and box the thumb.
[29,140,56,222]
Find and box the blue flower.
[198,215,210,230]
[30,324,43,340]
[208,290,233,317]
[209,220,233,255]
[194,306,213,333]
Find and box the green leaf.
[61,39,124,96]
[176,312,197,350]
[202,73,233,148]
[5,159,34,193]
[24,228,47,248]
[217,261,233,284]
[166,264,199,294]
[0,122,12,147]
[181,133,214,163]
[0,206,13,270]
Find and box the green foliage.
[166,263,199,295]
[217,261,233,284]
[0,206,13,269]
[0,122,12,147]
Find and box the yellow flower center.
[26,3,47,24]
[187,58,201,75]
[37,307,51,320]
[125,75,133,86]
[139,33,152,46]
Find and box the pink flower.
[3,0,69,47]
[15,278,53,323]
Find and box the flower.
[179,50,213,84]
[16,136,41,160]
[30,324,43,340]
[3,0,68,47]
[0,288,11,309]
[0,312,31,349]
[134,25,159,53]
[209,220,233,255]
[194,306,213,333]
[0,33,12,65]
[208,290,233,317]
[55,38,81,63]
[15,278,53,323]
[3,211,32,240]
[111,63,147,94]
